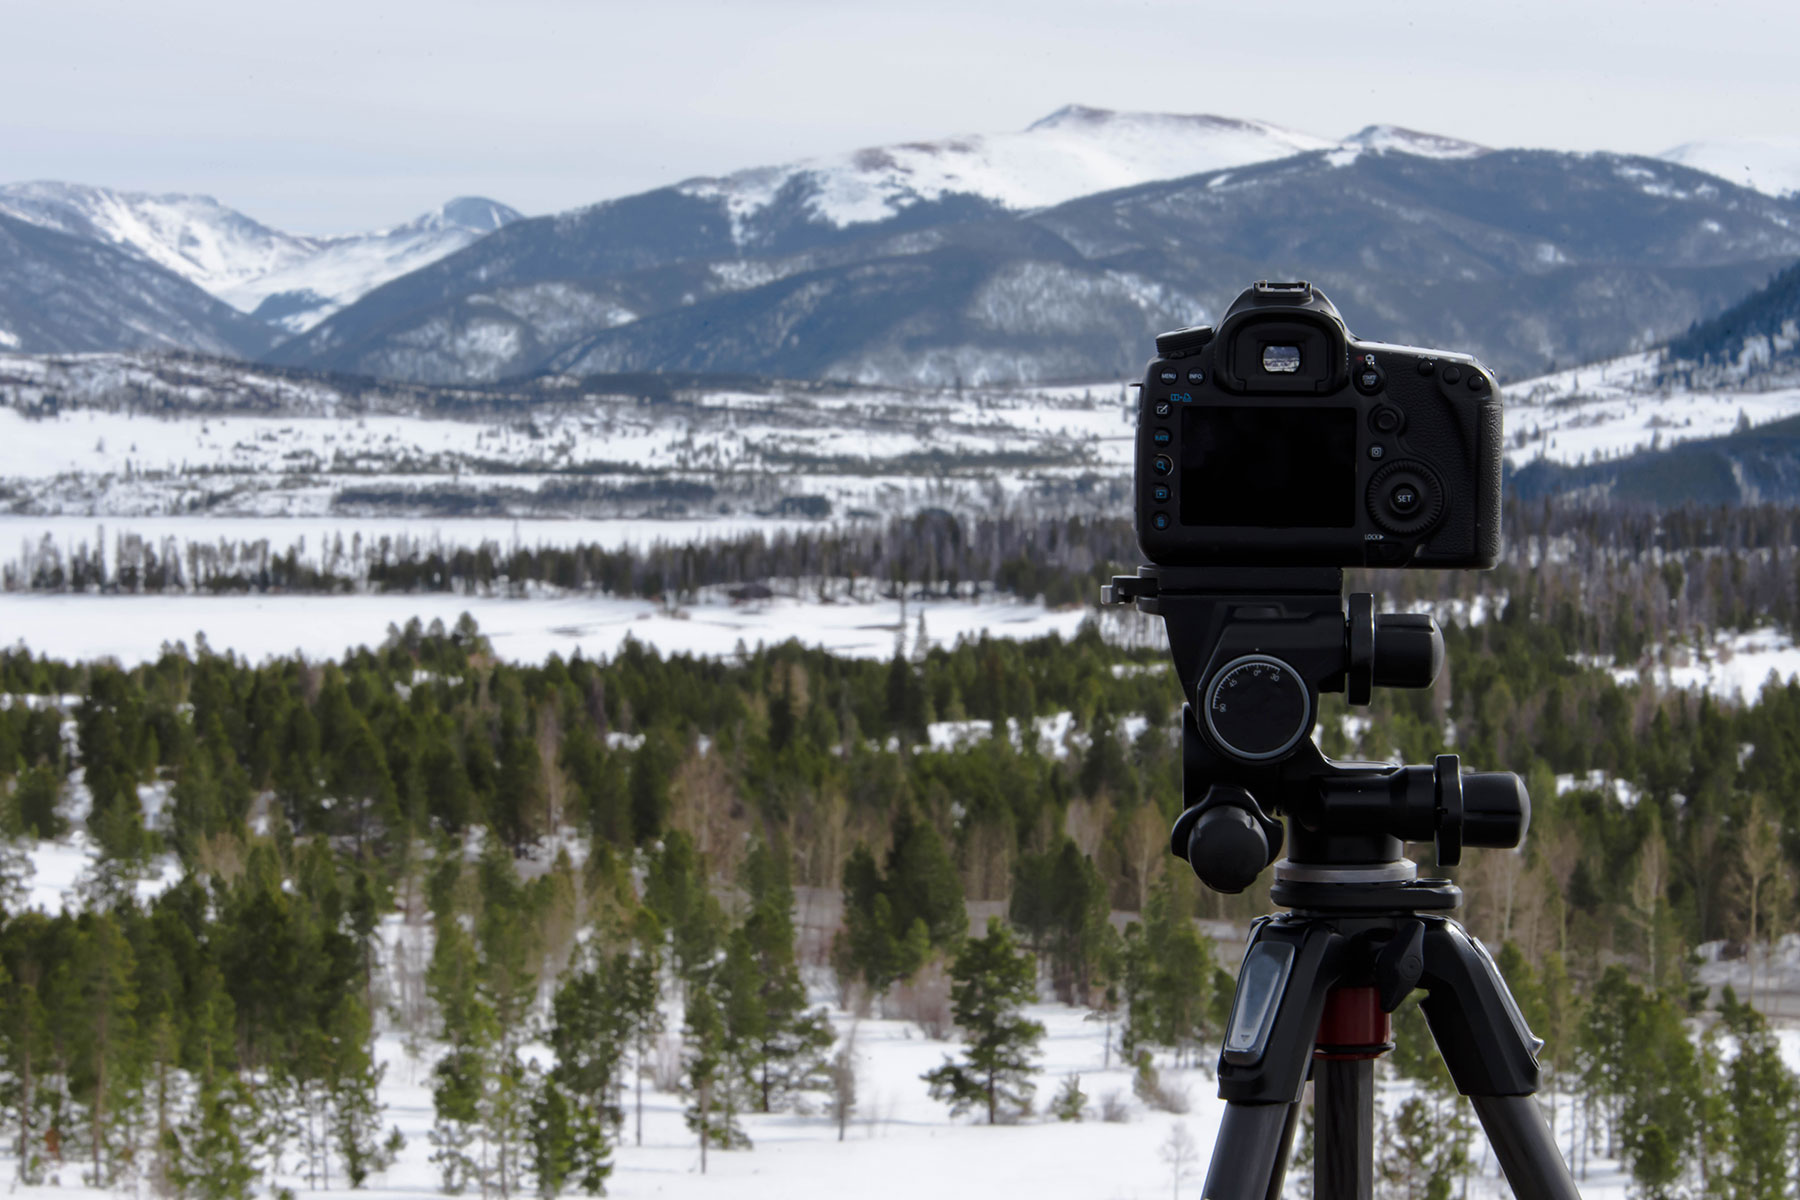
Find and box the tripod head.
[1103,564,1528,896]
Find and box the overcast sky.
[3,0,1797,234]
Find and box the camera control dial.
[1366,460,1446,537]
[1202,654,1312,762]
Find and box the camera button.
[1441,364,1463,385]
[1187,368,1206,385]
[1152,455,1173,476]
[1151,512,1172,531]
[1152,428,1173,446]
[1151,483,1171,503]
[1159,368,1180,385]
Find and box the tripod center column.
[1314,987,1389,1200]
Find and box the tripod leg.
[1314,1060,1373,1200]
[1416,920,1580,1199]
[1468,1096,1582,1199]
[1203,1103,1298,1200]
[1202,919,1346,1199]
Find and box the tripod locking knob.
[1172,785,1284,894]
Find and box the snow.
[1608,627,1800,701]
[0,185,519,333]
[0,359,1133,518]
[1503,351,1800,468]
[1661,136,1800,198]
[1554,770,1641,808]
[0,589,1100,667]
[18,832,183,915]
[676,106,1488,240]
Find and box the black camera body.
[1134,281,1502,569]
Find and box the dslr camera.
[1134,280,1502,568]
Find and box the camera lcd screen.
[1180,406,1356,528]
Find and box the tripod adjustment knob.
[1202,654,1311,763]
[1172,785,1283,894]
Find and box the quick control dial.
[1202,654,1312,762]
[1366,460,1446,537]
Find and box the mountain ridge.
[0,183,521,335]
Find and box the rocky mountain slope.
[269,134,1800,387]
[0,213,277,357]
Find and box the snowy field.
[0,357,1132,518]
[1504,351,1800,468]
[0,589,1111,666]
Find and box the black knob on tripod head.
[1434,755,1530,866]
[1172,785,1283,894]
[1346,594,1445,704]
[1372,614,1444,688]
[1463,770,1531,850]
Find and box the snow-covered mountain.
[1660,137,1800,199]
[675,106,1487,241]
[0,183,520,333]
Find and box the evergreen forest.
[3,503,1800,1197]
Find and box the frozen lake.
[0,589,1100,665]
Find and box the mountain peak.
[402,196,523,236]
[1343,125,1490,159]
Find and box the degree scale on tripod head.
[1100,564,1529,897]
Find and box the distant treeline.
[11,501,1800,654]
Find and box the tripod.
[1103,566,1581,1199]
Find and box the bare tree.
[1732,793,1792,1009]
[830,1023,859,1142]
[1160,1122,1201,1200]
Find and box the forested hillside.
[3,568,1800,1195]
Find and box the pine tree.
[542,955,620,1188]
[1051,1074,1087,1122]
[325,994,401,1187]
[738,840,832,1111]
[1377,1096,1470,1200]
[923,918,1044,1124]
[682,981,746,1172]
[618,932,664,1148]
[644,832,722,985]
[67,912,138,1186]
[1718,987,1798,1199]
[166,1079,258,1200]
